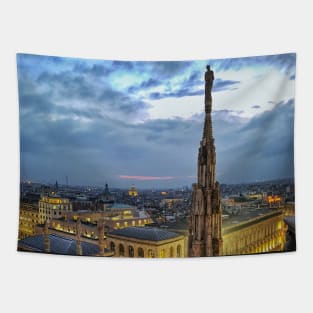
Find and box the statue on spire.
[189,66,222,257]
[205,65,214,113]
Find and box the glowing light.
[119,175,175,181]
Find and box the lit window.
[160,249,166,258]
[177,245,182,257]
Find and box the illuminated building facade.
[106,227,185,258]
[189,65,223,257]
[267,195,282,206]
[39,203,153,243]
[18,203,40,239]
[38,195,72,223]
[222,209,286,255]
[128,185,138,197]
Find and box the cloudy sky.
[17,53,295,188]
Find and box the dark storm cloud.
[19,96,294,186]
[215,99,294,183]
[37,71,96,99]
[19,65,151,123]
[251,105,261,109]
[17,53,295,187]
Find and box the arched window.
[138,247,144,258]
[110,242,115,252]
[148,249,155,258]
[159,249,165,258]
[177,245,182,257]
[128,245,134,257]
[119,244,125,256]
[170,246,174,257]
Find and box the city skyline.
[17,53,295,188]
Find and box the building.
[36,202,153,245]
[189,65,223,257]
[128,185,138,197]
[106,227,185,258]
[20,219,113,257]
[18,233,101,256]
[18,202,40,239]
[222,208,286,255]
[284,216,296,251]
[38,194,72,223]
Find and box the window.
[110,242,115,252]
[177,245,182,257]
[159,249,165,258]
[170,246,174,257]
[148,249,154,258]
[138,247,144,257]
[119,244,125,256]
[128,245,134,257]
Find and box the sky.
[17,53,295,188]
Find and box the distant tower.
[76,219,83,256]
[44,219,50,253]
[189,65,223,257]
[55,180,59,192]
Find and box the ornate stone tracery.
[189,66,223,257]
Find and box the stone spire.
[189,65,223,257]
[44,219,50,253]
[76,218,83,256]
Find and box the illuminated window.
[124,221,128,227]
[160,249,166,258]
[177,245,182,257]
[148,249,154,258]
[170,246,174,257]
[116,222,120,229]
[132,220,136,226]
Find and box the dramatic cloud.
[17,53,296,187]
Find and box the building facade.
[18,202,40,239]
[222,209,286,255]
[38,194,72,223]
[107,227,185,258]
[189,65,223,257]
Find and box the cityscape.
[17,53,296,257]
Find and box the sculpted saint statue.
[205,65,214,113]
[205,65,214,96]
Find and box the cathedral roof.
[18,234,100,256]
[108,227,181,242]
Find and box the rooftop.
[222,207,283,234]
[108,203,134,209]
[108,226,181,242]
[18,234,100,256]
